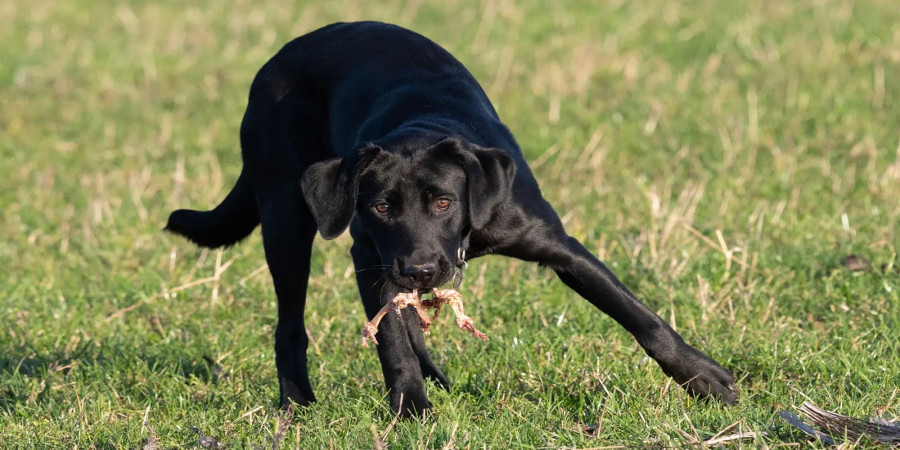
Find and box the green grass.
[2,0,899,447]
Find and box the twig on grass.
[778,402,900,445]
[800,402,900,444]
[105,254,239,321]
[238,263,269,285]
[777,410,837,445]
[140,405,160,450]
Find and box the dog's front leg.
[545,234,737,403]
[351,238,434,417]
[493,206,737,404]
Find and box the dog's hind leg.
[350,232,435,417]
[257,186,319,409]
[241,97,326,409]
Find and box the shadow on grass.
[0,338,229,410]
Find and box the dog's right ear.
[430,138,516,230]
[301,145,383,239]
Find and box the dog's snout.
[400,264,438,282]
[400,263,439,286]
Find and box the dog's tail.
[165,170,259,248]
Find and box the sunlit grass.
[1,0,898,447]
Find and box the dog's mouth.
[390,273,454,292]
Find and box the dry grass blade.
[440,422,459,450]
[661,421,700,445]
[703,431,767,446]
[369,397,402,450]
[702,418,767,445]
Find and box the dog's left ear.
[433,138,516,230]
[301,145,383,239]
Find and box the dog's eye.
[435,198,452,211]
[374,203,391,214]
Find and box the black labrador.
[166,21,737,416]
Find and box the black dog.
[166,21,737,416]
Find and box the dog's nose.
[400,263,439,286]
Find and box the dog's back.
[247,21,516,156]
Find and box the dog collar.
[453,230,470,289]
[453,249,467,289]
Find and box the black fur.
[166,21,737,416]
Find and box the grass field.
[2,0,899,447]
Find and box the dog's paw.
[389,385,433,418]
[279,378,316,410]
[421,363,451,390]
[660,346,738,405]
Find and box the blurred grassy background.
[1,0,898,447]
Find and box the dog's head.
[301,138,515,290]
